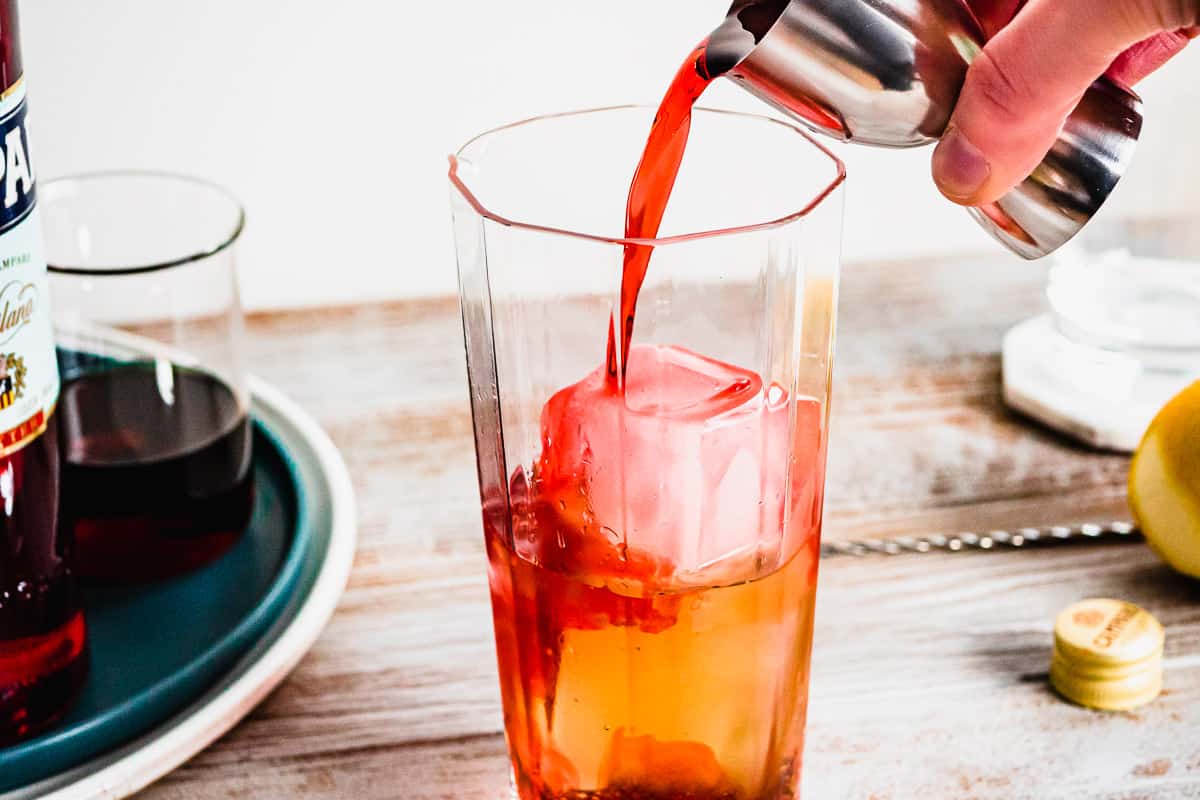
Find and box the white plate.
[1,378,357,800]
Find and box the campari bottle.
[0,0,88,745]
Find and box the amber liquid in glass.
[489,529,820,800]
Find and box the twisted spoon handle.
[821,521,1141,558]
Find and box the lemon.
[1129,380,1200,578]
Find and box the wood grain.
[135,254,1200,800]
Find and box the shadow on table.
[965,560,1199,692]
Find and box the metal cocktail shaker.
[711,0,1143,259]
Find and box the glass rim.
[42,169,246,277]
[448,104,847,248]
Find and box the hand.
[931,0,1199,205]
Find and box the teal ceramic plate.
[0,378,356,800]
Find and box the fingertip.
[932,126,993,205]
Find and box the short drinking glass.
[43,171,253,583]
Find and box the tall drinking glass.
[42,172,253,583]
[450,106,844,800]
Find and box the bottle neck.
[0,0,21,96]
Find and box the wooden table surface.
[138,255,1200,800]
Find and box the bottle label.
[0,79,58,456]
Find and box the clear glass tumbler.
[42,171,253,583]
[450,106,844,800]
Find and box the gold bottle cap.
[1050,598,1164,711]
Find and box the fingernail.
[933,126,991,202]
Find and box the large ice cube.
[531,344,821,579]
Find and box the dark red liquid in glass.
[59,365,254,583]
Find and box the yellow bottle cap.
[1050,598,1164,711]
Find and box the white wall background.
[19,2,1200,310]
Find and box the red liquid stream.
[606,41,717,388]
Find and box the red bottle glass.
[0,0,89,746]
